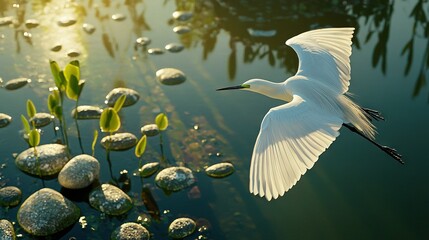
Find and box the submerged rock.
[147,48,164,55]
[205,162,235,178]
[168,217,196,239]
[172,11,193,21]
[67,50,80,57]
[165,43,184,53]
[72,105,103,119]
[112,13,126,21]
[58,154,100,189]
[135,37,151,47]
[111,222,150,240]
[0,113,12,128]
[4,77,30,90]
[100,132,138,151]
[82,23,96,34]
[156,68,186,86]
[140,124,159,137]
[105,88,140,107]
[0,17,14,26]
[173,25,191,34]
[138,162,160,178]
[50,44,62,52]
[25,19,39,29]
[57,16,76,27]
[89,184,133,216]
[0,219,15,240]
[29,112,53,127]
[155,167,195,192]
[15,144,69,176]
[0,186,22,207]
[17,188,80,236]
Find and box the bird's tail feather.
[339,95,376,139]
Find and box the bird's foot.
[363,108,385,121]
[382,145,404,164]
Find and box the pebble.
[155,167,196,192]
[168,217,196,239]
[138,162,160,178]
[25,19,39,29]
[172,11,193,21]
[17,188,80,236]
[173,25,191,34]
[140,124,159,137]
[111,222,150,240]
[29,112,53,127]
[89,184,133,216]
[100,132,138,151]
[50,44,62,52]
[135,37,151,47]
[0,186,22,207]
[105,87,140,107]
[156,68,186,86]
[71,105,103,119]
[112,14,126,21]
[82,23,96,34]
[0,113,12,128]
[57,16,77,27]
[147,48,164,55]
[58,154,100,189]
[15,144,69,176]
[0,17,14,26]
[3,77,31,90]
[205,162,235,178]
[67,50,80,57]
[0,219,15,240]
[165,43,184,53]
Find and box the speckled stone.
[82,23,96,34]
[29,112,53,127]
[140,124,159,137]
[105,88,140,107]
[58,154,100,189]
[0,113,12,128]
[89,184,133,216]
[111,222,150,240]
[205,162,235,178]
[172,11,193,21]
[71,105,103,119]
[138,162,160,178]
[57,16,76,27]
[173,25,191,34]
[100,132,138,151]
[168,217,196,239]
[155,167,196,192]
[17,188,80,236]
[25,19,39,29]
[0,186,22,207]
[156,68,186,86]
[3,78,30,90]
[15,144,69,176]
[0,219,15,240]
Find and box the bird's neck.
[247,79,292,102]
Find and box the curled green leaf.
[113,94,126,112]
[155,113,168,131]
[21,115,30,134]
[26,99,37,118]
[135,135,147,158]
[28,129,40,147]
[99,108,121,133]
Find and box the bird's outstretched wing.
[286,27,354,94]
[249,96,343,200]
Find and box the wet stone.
[101,132,138,151]
[147,48,164,55]
[72,105,103,119]
[0,219,15,240]
[135,37,151,47]
[57,16,77,27]
[67,50,80,57]
[112,13,126,21]
[82,23,96,34]
[25,19,39,29]
[15,144,69,176]
[156,68,186,86]
[0,17,14,27]
[0,113,12,128]
[165,43,184,53]
[155,167,196,192]
[17,188,80,236]
[205,162,235,178]
[0,186,22,207]
[50,44,62,52]
[58,154,100,189]
[173,25,191,34]
[140,124,159,137]
[4,77,30,90]
[105,88,140,107]
[111,222,150,240]
[139,162,160,178]
[168,217,196,239]
[89,184,133,216]
[30,112,53,128]
[172,11,193,22]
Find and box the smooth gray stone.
[89,184,133,216]
[100,132,138,151]
[205,162,235,178]
[156,68,186,86]
[0,113,12,128]
[29,112,53,127]
[105,88,140,107]
[58,154,100,189]
[4,78,30,90]
[140,124,159,137]
[71,105,103,119]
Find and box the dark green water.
[0,0,428,239]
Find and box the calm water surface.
[0,0,428,239]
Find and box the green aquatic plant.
[91,130,98,157]
[155,113,168,165]
[135,134,147,172]
[49,60,86,154]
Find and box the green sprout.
[135,134,147,173]
[155,113,168,166]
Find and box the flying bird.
[217,27,403,201]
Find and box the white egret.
[217,27,403,201]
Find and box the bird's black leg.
[362,107,385,121]
[342,123,404,164]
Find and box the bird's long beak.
[216,85,245,91]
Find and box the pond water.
[0,0,428,239]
